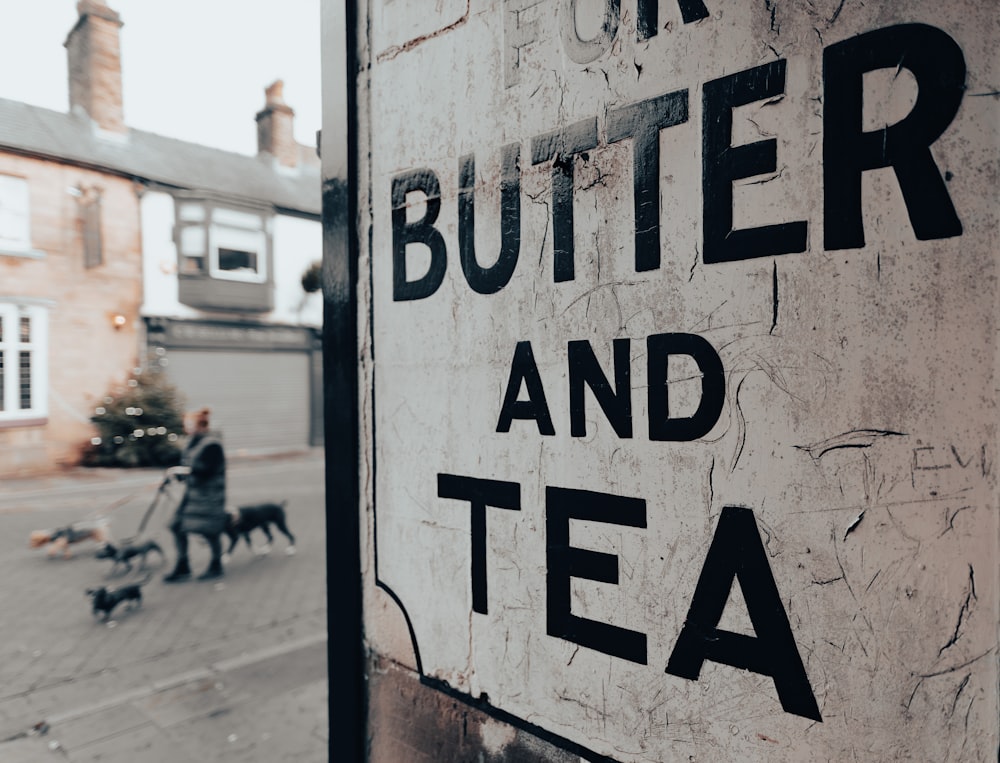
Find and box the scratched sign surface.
[358,1,998,759]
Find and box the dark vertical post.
[322,1,365,760]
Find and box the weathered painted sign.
[351,0,998,759]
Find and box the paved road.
[0,450,328,762]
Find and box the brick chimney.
[65,0,126,134]
[256,80,298,168]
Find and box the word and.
[497,333,724,440]
[391,24,965,301]
[438,473,823,721]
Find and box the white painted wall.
[272,213,322,327]
[140,190,186,318]
[353,1,999,760]
[140,189,321,326]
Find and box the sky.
[0,0,322,157]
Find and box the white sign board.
[358,1,998,759]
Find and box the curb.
[0,448,325,504]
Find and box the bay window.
[174,195,273,311]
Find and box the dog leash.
[132,478,180,538]
[98,489,147,516]
[73,477,164,527]
[81,476,178,544]
[45,487,150,540]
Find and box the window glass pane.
[178,203,205,222]
[212,207,261,229]
[180,256,205,275]
[218,247,258,273]
[180,225,206,255]
[19,350,30,409]
[0,306,45,418]
[0,176,28,213]
[0,175,30,251]
[214,225,262,253]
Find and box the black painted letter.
[647,333,724,441]
[497,341,556,436]
[703,60,808,264]
[391,169,447,301]
[531,119,600,283]
[546,486,647,664]
[823,24,965,250]
[438,474,521,615]
[666,506,822,721]
[459,144,522,294]
[608,90,689,272]
[568,338,632,438]
[637,0,710,40]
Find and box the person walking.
[163,407,228,582]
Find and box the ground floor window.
[0,174,31,253]
[0,302,48,422]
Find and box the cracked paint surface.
[350,0,999,760]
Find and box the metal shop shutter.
[165,350,310,455]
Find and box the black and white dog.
[86,574,151,621]
[223,501,296,560]
[95,539,164,575]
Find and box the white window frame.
[208,222,268,284]
[0,301,49,422]
[0,174,32,254]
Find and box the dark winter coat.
[171,432,227,536]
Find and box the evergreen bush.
[80,358,185,468]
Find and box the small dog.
[30,519,111,559]
[95,539,164,575]
[223,501,296,558]
[86,574,151,622]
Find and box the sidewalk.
[1,634,328,763]
[0,449,329,762]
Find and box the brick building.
[0,0,321,477]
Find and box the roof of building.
[0,97,320,216]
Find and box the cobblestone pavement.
[0,449,328,762]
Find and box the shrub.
[80,360,185,468]
[301,260,322,293]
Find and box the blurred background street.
[0,1,330,759]
[0,448,327,762]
